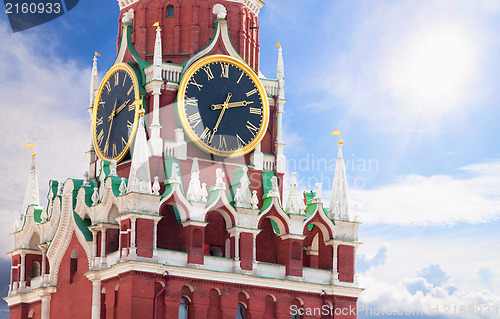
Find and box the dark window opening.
[166,5,174,17]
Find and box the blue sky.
[1,0,500,318]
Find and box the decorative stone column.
[41,294,51,319]
[100,228,107,267]
[91,280,102,319]
[332,243,339,283]
[19,252,26,289]
[153,218,159,258]
[233,232,240,271]
[129,217,137,258]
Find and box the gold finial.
[338,138,343,146]
[276,42,281,49]
[153,22,160,29]
[31,151,37,157]
[139,108,145,115]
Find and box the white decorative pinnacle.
[267,176,280,198]
[22,153,40,214]
[214,168,226,190]
[312,183,323,203]
[186,158,203,201]
[109,160,118,177]
[329,139,350,221]
[127,113,152,194]
[168,163,181,184]
[119,178,127,196]
[285,172,304,214]
[213,4,227,19]
[91,187,99,206]
[40,208,49,223]
[90,54,98,109]
[153,24,162,81]
[277,44,285,99]
[83,171,90,187]
[122,8,134,23]
[236,166,252,207]
[152,176,161,196]
[251,190,259,209]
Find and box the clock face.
[177,55,269,158]
[92,63,140,162]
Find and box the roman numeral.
[127,85,134,96]
[188,78,203,91]
[97,130,104,146]
[246,121,258,136]
[221,64,229,78]
[105,82,111,93]
[123,74,127,86]
[114,73,119,86]
[122,137,127,148]
[188,112,202,128]
[200,127,211,141]
[237,71,244,84]
[112,144,117,157]
[127,120,133,130]
[104,140,109,155]
[219,135,227,149]
[236,134,245,146]
[202,66,214,81]
[96,117,103,126]
[249,107,261,115]
[185,97,198,107]
[129,104,135,112]
[246,89,258,97]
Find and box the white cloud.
[350,161,500,226]
[0,22,90,258]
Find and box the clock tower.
[5,1,362,318]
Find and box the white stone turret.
[329,138,350,221]
[22,152,40,215]
[275,43,286,174]
[87,53,99,179]
[147,23,164,157]
[127,110,152,194]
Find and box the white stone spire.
[148,23,164,157]
[277,43,285,99]
[275,43,286,174]
[153,24,162,81]
[22,152,40,214]
[127,110,152,194]
[329,138,350,221]
[87,53,99,179]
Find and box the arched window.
[31,261,40,278]
[235,303,246,319]
[166,5,174,17]
[70,249,78,283]
[178,297,189,319]
[209,246,223,257]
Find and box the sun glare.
[390,26,475,119]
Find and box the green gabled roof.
[305,202,318,217]
[261,171,276,199]
[33,206,44,224]
[82,180,97,207]
[74,211,92,241]
[107,176,123,197]
[304,191,317,205]
[162,158,183,197]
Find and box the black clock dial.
[92,64,139,162]
[178,55,269,157]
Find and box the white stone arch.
[257,198,291,235]
[159,183,192,221]
[303,203,335,241]
[47,179,92,286]
[204,190,238,228]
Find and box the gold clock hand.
[114,99,131,116]
[105,100,118,154]
[209,93,232,143]
[211,100,254,110]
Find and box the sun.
[390,25,475,119]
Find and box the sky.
[1,0,500,318]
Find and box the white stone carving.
[122,8,134,24]
[119,178,127,196]
[214,168,226,190]
[267,176,280,198]
[152,176,161,196]
[83,171,90,187]
[212,4,227,19]
[312,183,322,203]
[251,190,259,209]
[201,183,208,202]
[186,158,203,201]
[91,187,99,206]
[234,188,243,207]
[109,160,118,177]
[286,173,304,215]
[127,113,152,194]
[168,163,181,184]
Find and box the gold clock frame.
[92,63,140,163]
[177,55,269,158]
